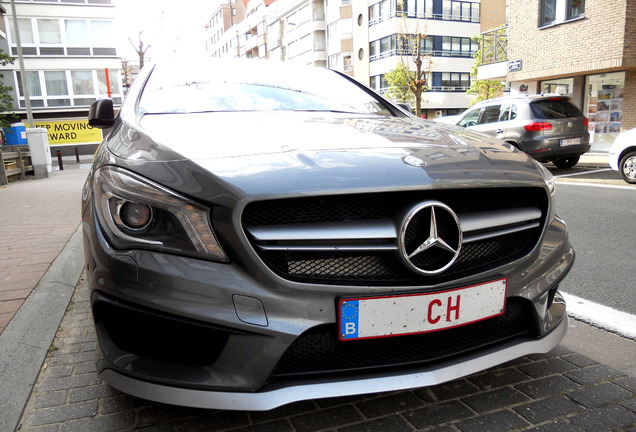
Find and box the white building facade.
[0,0,122,149]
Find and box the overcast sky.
[113,0,213,63]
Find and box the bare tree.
[129,31,151,68]
[385,3,432,117]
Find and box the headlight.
[533,159,556,221]
[93,165,228,262]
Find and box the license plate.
[338,279,507,341]
[560,138,580,146]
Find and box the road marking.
[554,168,613,178]
[556,180,635,190]
[562,292,636,340]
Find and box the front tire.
[553,156,580,169]
[619,151,636,184]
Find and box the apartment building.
[0,0,121,150]
[205,0,481,118]
[478,0,636,150]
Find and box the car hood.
[104,112,545,199]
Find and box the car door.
[461,104,507,141]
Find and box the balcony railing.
[479,26,508,65]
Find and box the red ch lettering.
[427,299,442,324]
[446,295,461,321]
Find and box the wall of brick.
[507,0,629,82]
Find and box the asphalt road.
[548,166,636,316]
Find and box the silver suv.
[456,95,590,168]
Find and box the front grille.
[271,298,535,378]
[242,188,547,285]
[93,297,237,367]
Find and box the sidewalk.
[0,158,634,432]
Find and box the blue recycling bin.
[4,123,28,145]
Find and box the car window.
[139,62,393,116]
[530,98,584,119]
[478,105,503,124]
[458,107,480,127]
[499,105,511,122]
[510,104,518,120]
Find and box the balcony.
[477,26,508,81]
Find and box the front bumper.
[83,204,573,410]
[101,313,567,410]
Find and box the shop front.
[538,72,626,152]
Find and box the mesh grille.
[243,189,543,226]
[271,298,534,378]
[242,188,547,285]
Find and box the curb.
[0,225,84,432]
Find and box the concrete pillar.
[26,128,52,179]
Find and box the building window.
[442,0,479,22]
[567,0,585,19]
[8,18,116,57]
[432,72,470,91]
[9,18,35,44]
[15,69,122,108]
[540,0,584,27]
[540,0,557,25]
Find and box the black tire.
[619,151,636,184]
[553,156,580,169]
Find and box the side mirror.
[88,98,115,129]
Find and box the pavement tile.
[517,357,579,379]
[564,364,627,385]
[337,415,413,432]
[231,419,295,432]
[568,404,636,431]
[33,390,69,410]
[404,400,474,429]
[355,391,425,418]
[291,405,363,432]
[613,376,636,393]
[513,395,584,424]
[562,353,601,369]
[68,383,117,404]
[416,379,481,402]
[468,366,532,390]
[454,409,530,432]
[28,401,98,427]
[136,404,212,429]
[515,375,582,399]
[60,411,136,432]
[523,419,586,432]
[100,394,151,415]
[567,382,633,408]
[461,387,530,413]
[170,411,251,431]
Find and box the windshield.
[139,60,393,116]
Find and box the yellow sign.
[33,119,103,145]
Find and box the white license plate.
[560,138,581,146]
[338,279,507,341]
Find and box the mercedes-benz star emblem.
[399,201,462,275]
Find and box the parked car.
[433,114,461,124]
[83,59,573,411]
[608,127,636,184]
[454,95,590,168]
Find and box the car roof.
[473,94,572,107]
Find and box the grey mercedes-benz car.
[82,59,573,411]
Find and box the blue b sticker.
[340,300,359,340]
